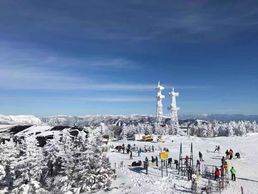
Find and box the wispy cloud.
[0,42,209,91]
[0,42,141,90]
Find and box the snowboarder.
[199,151,203,161]
[215,167,220,180]
[230,166,236,181]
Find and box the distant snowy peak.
[0,115,42,125]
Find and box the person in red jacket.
[215,167,220,180]
[221,165,225,177]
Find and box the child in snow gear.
[230,166,236,181]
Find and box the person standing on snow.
[230,166,236,181]
[155,156,159,167]
[196,160,201,174]
[129,150,133,159]
[137,148,141,157]
[221,165,225,177]
[199,151,203,161]
[215,167,220,180]
[152,145,155,152]
[221,156,225,166]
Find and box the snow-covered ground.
[103,134,258,194]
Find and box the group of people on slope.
[221,155,237,181]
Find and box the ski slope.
[103,134,258,194]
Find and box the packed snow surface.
[103,134,258,194]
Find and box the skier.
[152,145,155,152]
[230,166,236,181]
[215,167,220,180]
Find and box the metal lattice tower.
[168,88,180,133]
[155,81,165,123]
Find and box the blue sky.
[0,0,258,116]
